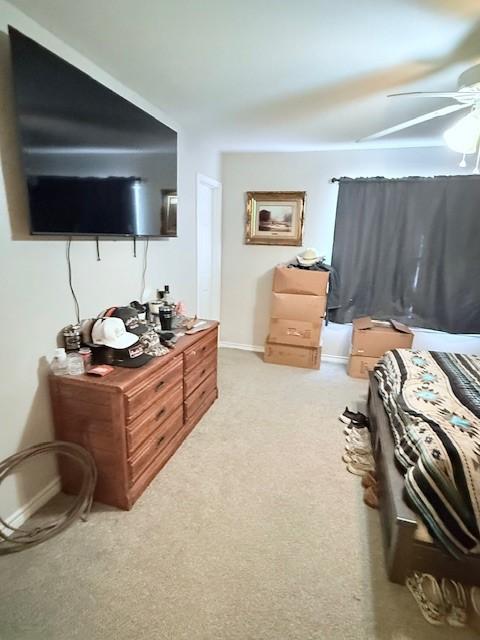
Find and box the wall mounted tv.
[9,27,178,237]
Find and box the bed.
[367,349,480,585]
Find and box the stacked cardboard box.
[264,266,329,369]
[347,316,414,379]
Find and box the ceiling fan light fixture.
[443,111,480,154]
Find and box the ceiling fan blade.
[358,103,470,141]
[388,91,480,100]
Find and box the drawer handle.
[200,390,206,398]
[190,345,207,358]
[157,435,165,447]
[155,408,166,420]
[201,368,206,376]
[155,380,165,392]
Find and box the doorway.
[196,173,222,321]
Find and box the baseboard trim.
[1,475,61,536]
[219,341,348,363]
[219,341,264,353]
[321,354,349,363]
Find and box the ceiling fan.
[360,63,480,172]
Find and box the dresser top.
[50,321,218,392]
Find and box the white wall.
[220,148,480,357]
[0,0,220,522]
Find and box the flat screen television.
[8,27,178,237]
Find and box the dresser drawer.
[126,383,183,454]
[185,386,217,436]
[184,329,218,374]
[127,421,189,508]
[125,356,183,423]
[184,351,217,397]
[184,370,217,422]
[128,405,183,484]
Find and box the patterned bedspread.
[374,350,480,558]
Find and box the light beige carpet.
[0,349,472,639]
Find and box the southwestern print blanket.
[375,349,480,558]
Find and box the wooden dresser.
[49,322,219,509]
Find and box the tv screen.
[8,27,177,237]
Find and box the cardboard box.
[269,292,325,347]
[269,318,322,347]
[347,355,379,379]
[273,266,329,297]
[264,340,321,369]
[270,292,327,321]
[351,316,413,358]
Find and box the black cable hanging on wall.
[140,237,149,303]
[66,238,80,324]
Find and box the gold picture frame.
[245,191,305,246]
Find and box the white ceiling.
[8,0,480,150]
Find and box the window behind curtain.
[330,176,480,334]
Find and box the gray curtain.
[330,176,480,334]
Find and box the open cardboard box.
[351,316,413,358]
[273,266,329,297]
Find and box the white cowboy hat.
[296,248,322,266]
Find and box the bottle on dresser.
[158,284,175,330]
[50,347,84,376]
[163,285,173,306]
[51,348,68,376]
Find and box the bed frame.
[367,372,480,586]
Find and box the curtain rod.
[330,176,388,183]
[330,175,479,183]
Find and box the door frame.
[196,173,222,321]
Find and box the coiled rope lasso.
[0,441,97,554]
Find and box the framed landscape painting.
[245,191,305,245]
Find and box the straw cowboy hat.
[296,248,323,266]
